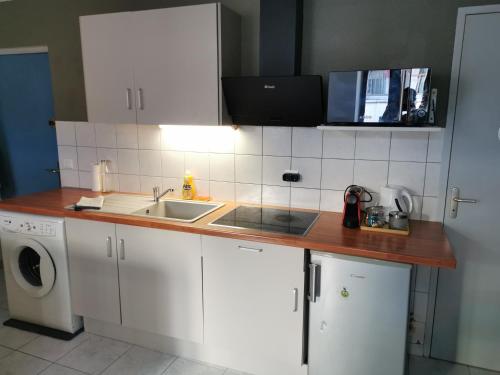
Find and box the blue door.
[0,52,59,198]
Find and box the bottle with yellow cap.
[182,170,196,200]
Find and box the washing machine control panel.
[0,217,57,236]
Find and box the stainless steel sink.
[132,200,224,223]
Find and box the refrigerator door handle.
[308,263,320,303]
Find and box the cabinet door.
[80,12,136,123]
[202,236,306,375]
[116,225,203,343]
[66,219,121,324]
[132,4,220,125]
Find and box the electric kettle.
[379,185,413,218]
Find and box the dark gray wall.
[1,0,498,123]
[0,0,134,121]
[301,0,500,126]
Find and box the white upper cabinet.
[133,5,219,125]
[80,12,136,124]
[80,4,240,125]
[116,224,203,343]
[202,236,307,375]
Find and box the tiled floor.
[0,266,499,375]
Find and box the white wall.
[55,122,444,222]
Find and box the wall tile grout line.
[386,131,393,187]
[318,130,325,210]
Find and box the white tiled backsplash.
[56,121,442,354]
[56,122,444,222]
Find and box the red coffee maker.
[342,185,372,228]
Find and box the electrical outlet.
[283,169,301,182]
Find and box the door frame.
[0,46,48,56]
[426,4,500,358]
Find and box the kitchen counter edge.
[0,188,456,269]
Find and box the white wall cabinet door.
[132,4,220,125]
[116,224,203,343]
[80,12,136,124]
[66,218,121,325]
[202,236,306,375]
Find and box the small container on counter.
[365,206,386,228]
[389,211,409,230]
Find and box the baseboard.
[4,319,84,341]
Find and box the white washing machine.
[0,211,82,338]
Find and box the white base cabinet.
[66,219,412,375]
[202,236,307,375]
[66,219,121,324]
[66,219,203,343]
[116,224,203,343]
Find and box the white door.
[202,236,306,375]
[66,219,121,324]
[132,4,220,125]
[432,10,500,370]
[80,12,136,124]
[116,225,203,343]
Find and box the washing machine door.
[8,238,56,298]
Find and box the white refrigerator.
[308,251,411,375]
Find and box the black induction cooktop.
[210,206,319,236]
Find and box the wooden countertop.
[0,188,456,268]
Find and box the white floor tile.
[40,363,87,375]
[0,351,50,375]
[19,332,89,362]
[224,370,253,375]
[102,345,175,375]
[57,334,131,374]
[408,356,470,375]
[470,367,500,374]
[164,358,225,375]
[0,345,13,360]
[0,326,38,349]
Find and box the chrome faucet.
[153,186,175,202]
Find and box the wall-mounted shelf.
[317,125,443,132]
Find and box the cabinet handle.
[106,236,112,258]
[238,245,263,253]
[137,88,144,110]
[119,239,125,260]
[126,88,132,110]
[292,288,298,312]
[308,263,320,303]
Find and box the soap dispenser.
[182,170,196,200]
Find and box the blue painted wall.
[0,53,59,198]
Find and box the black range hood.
[222,0,324,127]
[222,76,323,126]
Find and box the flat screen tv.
[326,68,434,126]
